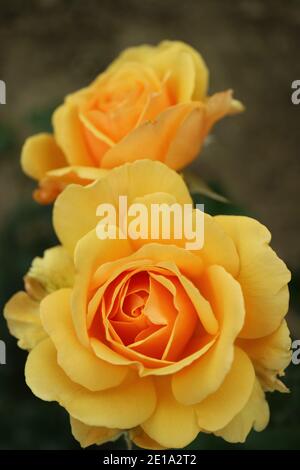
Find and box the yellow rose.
[5,161,291,449]
[21,41,243,203]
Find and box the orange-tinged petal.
[34,166,108,204]
[72,229,133,346]
[100,103,200,169]
[163,106,205,170]
[90,248,217,337]
[202,90,244,136]
[172,265,245,405]
[195,347,255,431]
[40,288,128,391]
[21,133,67,180]
[142,377,200,448]
[215,216,291,338]
[91,334,216,378]
[25,338,157,428]
[151,261,218,336]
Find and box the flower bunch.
[5,41,291,449]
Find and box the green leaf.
[183,170,228,203]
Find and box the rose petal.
[40,288,128,391]
[21,133,67,180]
[25,338,157,428]
[70,416,121,448]
[215,216,291,338]
[237,320,291,392]
[172,265,245,405]
[72,229,133,345]
[142,377,200,448]
[4,291,46,350]
[54,160,191,253]
[214,379,270,443]
[53,102,95,166]
[195,347,255,431]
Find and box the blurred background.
[0,0,299,450]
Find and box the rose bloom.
[21,40,243,204]
[5,161,291,449]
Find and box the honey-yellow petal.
[154,40,208,100]
[40,288,128,391]
[215,216,291,338]
[214,379,269,443]
[195,347,255,431]
[237,320,291,392]
[21,133,67,180]
[142,377,199,448]
[70,417,121,448]
[196,213,239,277]
[54,160,191,253]
[129,427,167,450]
[4,291,46,350]
[25,338,157,428]
[27,245,75,295]
[53,103,95,166]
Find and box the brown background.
[0,0,299,450]
[0,0,299,268]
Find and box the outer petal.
[73,230,133,345]
[195,347,255,431]
[70,417,121,448]
[163,106,206,170]
[155,40,208,100]
[214,379,270,443]
[237,320,291,392]
[196,213,239,277]
[172,265,245,405]
[108,40,208,100]
[100,104,203,170]
[202,90,244,137]
[54,160,191,253]
[215,216,291,338]
[129,428,167,450]
[53,102,95,166]
[21,133,67,180]
[164,90,243,170]
[25,338,157,429]
[27,245,75,295]
[40,288,128,391]
[34,166,108,204]
[4,292,46,350]
[142,377,200,448]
